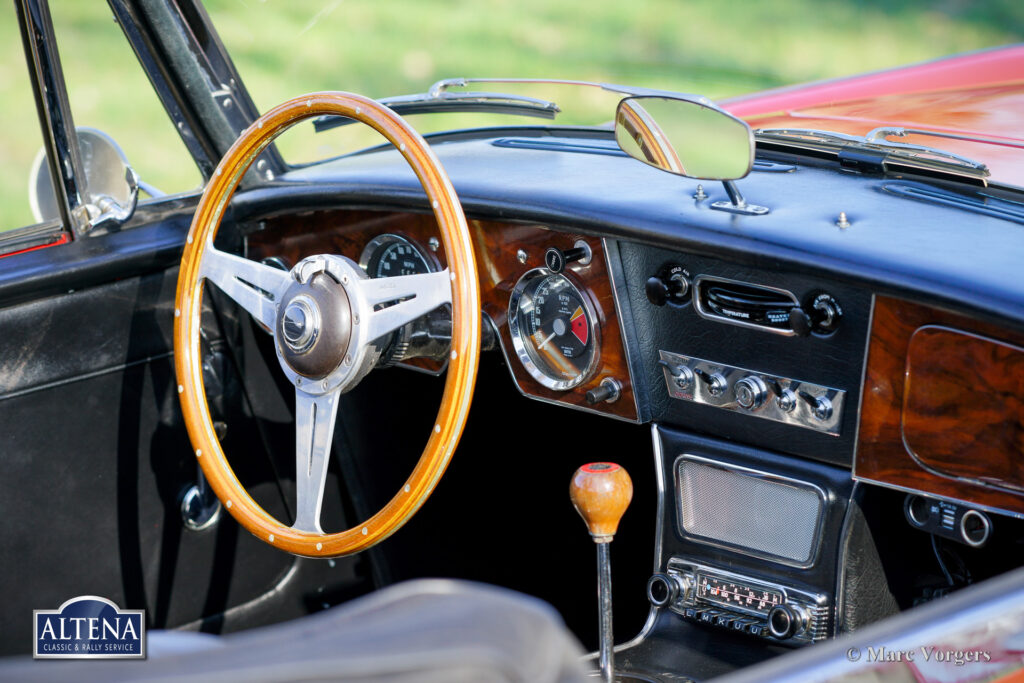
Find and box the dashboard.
[232,133,1024,677]
[245,210,641,422]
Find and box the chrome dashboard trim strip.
[602,238,646,421]
[652,424,666,573]
[849,292,875,468]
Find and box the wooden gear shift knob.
[570,462,633,542]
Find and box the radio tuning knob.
[734,376,768,410]
[646,573,692,608]
[767,604,808,640]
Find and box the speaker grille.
[677,457,823,565]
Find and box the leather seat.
[2,580,591,682]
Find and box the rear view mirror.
[614,96,754,181]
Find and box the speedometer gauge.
[359,233,433,278]
[509,269,599,390]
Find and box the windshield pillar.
[16,0,91,238]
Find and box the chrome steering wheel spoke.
[292,386,342,534]
[358,268,452,341]
[200,245,291,330]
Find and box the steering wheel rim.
[174,92,480,558]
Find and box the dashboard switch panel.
[658,350,845,435]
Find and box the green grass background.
[2,0,1022,230]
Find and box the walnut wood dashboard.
[245,209,639,421]
[855,295,1024,516]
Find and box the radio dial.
[734,376,768,410]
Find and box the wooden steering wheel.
[174,93,480,557]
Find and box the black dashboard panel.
[649,427,855,647]
[615,241,872,467]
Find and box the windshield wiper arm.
[312,76,720,134]
[313,84,561,134]
[755,127,990,184]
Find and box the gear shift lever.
[570,462,633,683]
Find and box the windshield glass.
[207,1,1024,184]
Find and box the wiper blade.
[756,127,991,185]
[313,81,561,134]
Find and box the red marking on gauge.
[570,306,588,345]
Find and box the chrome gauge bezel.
[357,233,447,374]
[358,233,437,277]
[508,268,600,391]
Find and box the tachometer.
[359,233,433,278]
[509,269,599,390]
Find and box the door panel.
[0,228,368,654]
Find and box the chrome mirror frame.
[29,127,142,231]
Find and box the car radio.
[647,558,830,646]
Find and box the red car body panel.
[721,45,1024,187]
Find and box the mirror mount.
[85,166,141,232]
[710,179,769,216]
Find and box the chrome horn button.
[275,268,354,381]
[282,295,319,353]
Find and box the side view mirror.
[614,96,754,181]
[29,127,140,230]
